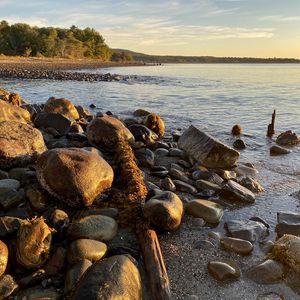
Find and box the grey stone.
[0,188,24,210]
[225,220,269,242]
[169,168,191,184]
[276,211,300,237]
[208,261,240,281]
[0,179,20,190]
[196,179,221,191]
[220,237,253,255]
[169,148,187,159]
[135,148,155,168]
[154,148,169,157]
[161,177,176,192]
[234,165,258,177]
[220,180,255,203]
[276,130,299,145]
[178,126,240,168]
[173,180,197,194]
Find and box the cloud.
[259,15,300,22]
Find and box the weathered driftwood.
[112,141,171,300]
[267,109,276,138]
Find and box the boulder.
[271,234,300,273]
[0,99,30,123]
[67,215,118,242]
[276,130,299,145]
[143,191,183,231]
[143,113,165,138]
[87,114,134,147]
[186,199,223,223]
[276,211,300,237]
[16,217,53,270]
[0,121,46,168]
[34,112,73,134]
[36,148,113,207]
[220,180,255,203]
[178,126,239,168]
[44,97,79,120]
[71,255,142,300]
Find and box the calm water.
[1,64,300,298]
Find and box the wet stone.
[68,239,107,265]
[249,216,269,228]
[161,177,176,192]
[276,211,300,237]
[150,170,169,178]
[233,139,246,150]
[225,220,269,242]
[220,180,255,203]
[235,165,258,177]
[238,177,264,193]
[67,215,118,242]
[170,163,184,172]
[0,274,18,299]
[276,130,299,146]
[195,179,221,192]
[154,148,169,157]
[169,148,187,159]
[247,259,284,284]
[192,170,223,185]
[173,180,197,194]
[64,259,92,295]
[194,239,215,250]
[207,261,240,282]
[186,199,223,224]
[135,148,155,168]
[191,217,206,228]
[220,237,253,255]
[169,168,191,184]
[0,188,24,210]
[178,159,191,168]
[0,179,20,190]
[270,145,291,156]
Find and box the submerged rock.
[178,126,240,169]
[87,114,134,147]
[67,215,118,242]
[225,220,269,242]
[207,261,240,282]
[71,255,142,300]
[44,97,79,120]
[36,148,113,208]
[231,124,243,136]
[16,217,53,270]
[143,191,183,231]
[186,199,223,223]
[276,130,299,146]
[247,259,284,284]
[233,139,246,150]
[270,145,291,156]
[143,113,165,138]
[276,211,300,237]
[0,121,46,168]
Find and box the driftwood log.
[112,141,172,300]
[267,109,276,138]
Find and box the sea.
[1,63,300,299]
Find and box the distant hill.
[113,49,300,64]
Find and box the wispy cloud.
[259,15,300,22]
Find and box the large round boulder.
[36,148,113,207]
[143,113,165,138]
[87,114,134,147]
[143,191,183,231]
[44,97,79,120]
[71,255,142,300]
[0,121,46,168]
[0,101,31,123]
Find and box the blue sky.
[0,0,300,58]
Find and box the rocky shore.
[0,58,141,82]
[0,87,299,299]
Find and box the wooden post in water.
[267,109,276,138]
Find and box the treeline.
[0,21,112,60]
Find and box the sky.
[0,0,300,58]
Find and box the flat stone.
[259,240,274,253]
[170,163,184,172]
[207,261,240,281]
[173,180,197,194]
[220,237,253,255]
[161,177,176,192]
[0,179,20,190]
[186,199,223,223]
[67,215,118,242]
[64,259,92,295]
[270,145,291,156]
[169,168,191,184]
[192,170,223,185]
[71,255,142,300]
[0,274,18,299]
[196,179,221,191]
[178,159,191,168]
[68,239,107,264]
[8,167,30,180]
[225,220,269,242]
[0,121,46,169]
[36,148,114,208]
[194,239,215,250]
[218,170,236,180]
[169,148,186,159]
[220,180,255,203]
[154,148,169,157]
[80,208,118,220]
[143,191,183,231]
[238,177,264,193]
[272,234,300,273]
[247,259,284,284]
[34,112,72,134]
[178,126,240,169]
[151,170,169,178]
[276,211,300,237]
